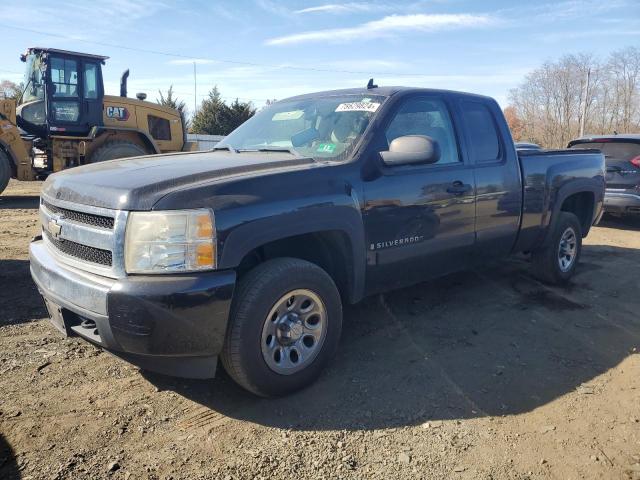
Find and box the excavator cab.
[17,47,107,137]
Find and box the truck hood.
[42,150,315,210]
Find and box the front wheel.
[88,140,147,163]
[531,212,583,284]
[221,258,342,397]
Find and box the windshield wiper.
[237,147,302,157]
[212,145,237,153]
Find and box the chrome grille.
[43,230,113,266]
[40,195,128,278]
[42,200,115,229]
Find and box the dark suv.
[569,135,640,216]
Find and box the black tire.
[89,140,147,163]
[221,258,343,397]
[531,212,582,285]
[0,149,11,195]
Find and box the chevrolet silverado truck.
[30,86,605,397]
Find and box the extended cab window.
[148,115,171,141]
[385,98,460,165]
[460,101,500,163]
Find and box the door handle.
[446,181,471,195]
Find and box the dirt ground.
[1,178,639,480]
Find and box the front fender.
[218,190,366,302]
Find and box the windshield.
[20,53,45,105]
[217,94,386,160]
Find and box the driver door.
[362,95,476,294]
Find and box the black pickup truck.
[30,86,605,396]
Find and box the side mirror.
[380,135,440,166]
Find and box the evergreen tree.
[157,85,189,129]
[191,87,256,135]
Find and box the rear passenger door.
[362,95,476,293]
[457,99,522,260]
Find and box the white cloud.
[266,13,496,46]
[294,3,389,15]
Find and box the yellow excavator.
[0,47,197,194]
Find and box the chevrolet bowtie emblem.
[48,218,63,238]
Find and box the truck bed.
[514,148,605,253]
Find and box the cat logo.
[105,106,130,121]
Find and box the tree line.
[506,46,640,148]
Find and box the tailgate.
[570,141,640,190]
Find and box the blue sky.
[1,0,639,111]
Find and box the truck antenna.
[367,78,377,89]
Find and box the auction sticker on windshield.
[335,102,380,113]
[272,110,304,121]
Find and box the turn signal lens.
[195,242,215,267]
[194,213,214,238]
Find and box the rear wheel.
[531,212,582,284]
[0,149,12,195]
[89,140,147,163]
[221,258,342,397]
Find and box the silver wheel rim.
[558,227,577,272]
[261,289,328,375]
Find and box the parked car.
[515,142,542,151]
[569,134,640,216]
[30,86,605,396]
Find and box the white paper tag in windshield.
[335,102,380,113]
[272,110,304,121]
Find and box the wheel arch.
[545,180,601,244]
[220,212,365,304]
[89,126,160,155]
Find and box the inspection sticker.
[316,143,336,153]
[335,102,380,113]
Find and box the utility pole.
[579,68,591,138]
[193,61,197,117]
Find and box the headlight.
[125,209,216,274]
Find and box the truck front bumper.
[604,190,640,215]
[29,238,236,379]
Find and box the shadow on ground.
[598,213,640,231]
[0,260,47,325]
[144,244,640,431]
[0,195,40,210]
[0,434,19,480]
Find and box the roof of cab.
[25,47,109,62]
[280,86,495,102]
[570,134,640,143]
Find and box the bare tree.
[0,80,23,100]
[506,46,640,148]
